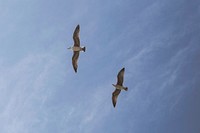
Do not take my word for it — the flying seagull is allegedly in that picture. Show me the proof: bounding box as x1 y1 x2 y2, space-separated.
68 25 86 73
112 68 128 108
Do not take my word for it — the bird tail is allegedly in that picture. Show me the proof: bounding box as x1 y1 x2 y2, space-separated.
124 87 128 91
82 47 86 52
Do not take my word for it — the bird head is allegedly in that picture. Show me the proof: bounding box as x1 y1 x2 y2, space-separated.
112 84 116 87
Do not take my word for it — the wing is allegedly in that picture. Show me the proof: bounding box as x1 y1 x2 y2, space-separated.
112 89 121 108
117 68 125 86
72 51 79 73
73 25 80 47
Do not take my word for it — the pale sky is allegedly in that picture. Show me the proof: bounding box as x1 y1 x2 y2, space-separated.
0 0 200 133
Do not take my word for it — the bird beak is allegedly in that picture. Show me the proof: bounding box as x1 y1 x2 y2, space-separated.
67 47 71 49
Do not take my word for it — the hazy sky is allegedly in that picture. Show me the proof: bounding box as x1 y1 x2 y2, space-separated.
0 0 200 133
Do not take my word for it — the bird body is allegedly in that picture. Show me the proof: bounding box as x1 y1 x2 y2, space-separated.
68 46 85 52
112 84 128 91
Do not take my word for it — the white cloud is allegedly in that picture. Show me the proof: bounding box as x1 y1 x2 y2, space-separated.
0 53 62 133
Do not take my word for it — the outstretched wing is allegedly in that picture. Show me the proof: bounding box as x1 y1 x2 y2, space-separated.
72 51 79 73
117 68 125 86
112 89 121 108
73 25 80 47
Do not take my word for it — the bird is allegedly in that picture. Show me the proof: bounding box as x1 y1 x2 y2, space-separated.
68 25 86 73
112 68 128 108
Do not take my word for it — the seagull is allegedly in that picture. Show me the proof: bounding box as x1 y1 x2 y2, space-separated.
68 25 86 73
112 68 128 108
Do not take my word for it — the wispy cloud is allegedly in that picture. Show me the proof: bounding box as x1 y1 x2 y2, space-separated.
0 53 64 133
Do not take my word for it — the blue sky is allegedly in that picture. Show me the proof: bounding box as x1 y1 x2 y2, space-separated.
0 0 200 133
